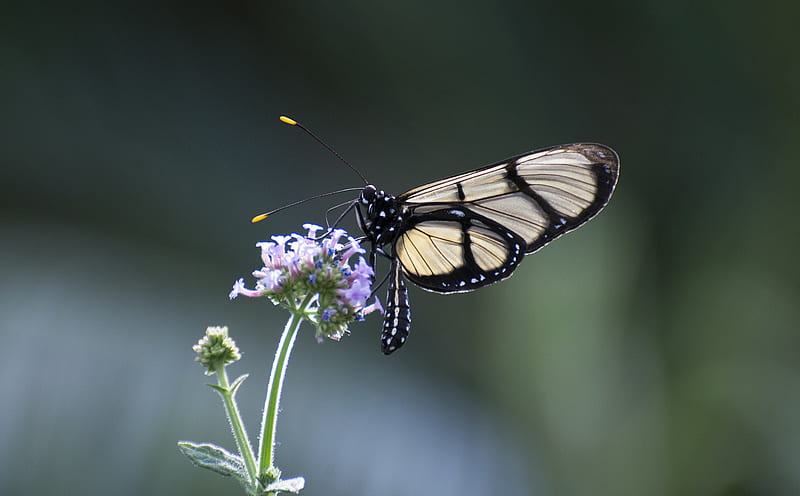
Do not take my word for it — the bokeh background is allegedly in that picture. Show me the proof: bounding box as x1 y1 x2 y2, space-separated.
2 2 798 495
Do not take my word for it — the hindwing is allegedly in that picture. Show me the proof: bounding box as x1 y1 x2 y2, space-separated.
394 207 525 293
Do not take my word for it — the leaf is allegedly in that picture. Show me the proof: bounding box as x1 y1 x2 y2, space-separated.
177 441 252 489
206 383 229 394
264 476 305 494
230 374 249 395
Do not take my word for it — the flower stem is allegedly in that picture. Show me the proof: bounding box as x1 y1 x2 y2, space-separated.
216 364 258 484
258 295 312 474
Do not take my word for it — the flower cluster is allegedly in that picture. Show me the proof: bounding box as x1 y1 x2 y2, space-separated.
193 326 241 374
229 224 383 341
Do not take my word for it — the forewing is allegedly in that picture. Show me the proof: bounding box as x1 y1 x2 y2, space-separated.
398 143 619 254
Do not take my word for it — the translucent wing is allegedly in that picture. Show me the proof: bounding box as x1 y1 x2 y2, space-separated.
394 208 526 293
395 143 619 293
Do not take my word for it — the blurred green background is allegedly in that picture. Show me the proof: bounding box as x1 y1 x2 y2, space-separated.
2 2 798 495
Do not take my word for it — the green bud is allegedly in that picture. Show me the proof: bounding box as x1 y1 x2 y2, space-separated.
193 326 241 374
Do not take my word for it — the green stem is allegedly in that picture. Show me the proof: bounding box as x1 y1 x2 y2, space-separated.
258 295 313 475
216 364 258 484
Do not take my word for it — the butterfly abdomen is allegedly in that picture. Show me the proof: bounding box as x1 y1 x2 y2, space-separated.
381 259 411 355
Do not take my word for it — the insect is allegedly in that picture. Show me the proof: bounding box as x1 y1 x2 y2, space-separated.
261 117 620 355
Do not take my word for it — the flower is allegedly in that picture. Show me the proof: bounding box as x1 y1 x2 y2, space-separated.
193 326 241 374
229 224 384 341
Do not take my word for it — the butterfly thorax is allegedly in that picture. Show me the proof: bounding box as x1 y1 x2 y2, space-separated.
357 185 407 248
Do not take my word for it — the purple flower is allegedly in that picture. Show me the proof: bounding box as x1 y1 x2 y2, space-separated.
349 256 374 281
339 237 366 264
302 223 324 239
229 225 384 342
229 278 265 299
321 229 346 256
338 277 371 308
357 296 384 321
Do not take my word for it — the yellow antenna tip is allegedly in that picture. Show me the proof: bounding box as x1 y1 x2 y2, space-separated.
251 213 269 223
279 116 297 126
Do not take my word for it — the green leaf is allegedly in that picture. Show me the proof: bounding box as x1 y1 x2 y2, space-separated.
230 373 249 395
177 441 252 489
264 476 305 494
206 383 229 394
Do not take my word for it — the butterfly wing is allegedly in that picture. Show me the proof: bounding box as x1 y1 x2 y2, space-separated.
394 143 619 293
392 207 527 293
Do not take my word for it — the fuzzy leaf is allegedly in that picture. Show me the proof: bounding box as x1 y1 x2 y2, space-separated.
230 374 249 395
206 383 229 394
264 476 305 494
177 441 251 488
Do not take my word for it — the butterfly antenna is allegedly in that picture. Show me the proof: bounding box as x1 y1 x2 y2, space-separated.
251 187 363 223
280 115 369 185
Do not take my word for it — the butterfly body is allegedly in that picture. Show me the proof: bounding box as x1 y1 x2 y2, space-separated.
354 186 413 353
355 143 619 355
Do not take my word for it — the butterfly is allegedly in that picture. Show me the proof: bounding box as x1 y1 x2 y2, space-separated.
353 142 620 354
265 117 619 355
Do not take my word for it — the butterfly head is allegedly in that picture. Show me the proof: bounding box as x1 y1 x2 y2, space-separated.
359 184 379 205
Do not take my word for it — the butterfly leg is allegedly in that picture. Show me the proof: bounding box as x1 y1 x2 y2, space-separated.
314 200 358 240
381 258 411 355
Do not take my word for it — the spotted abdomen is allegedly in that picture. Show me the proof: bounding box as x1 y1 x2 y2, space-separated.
381 259 411 355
